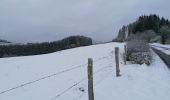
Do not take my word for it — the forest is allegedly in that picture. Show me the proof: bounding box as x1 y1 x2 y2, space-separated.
0 36 92 58
114 14 170 44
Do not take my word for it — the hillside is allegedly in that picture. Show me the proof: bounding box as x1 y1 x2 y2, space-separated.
0 43 170 100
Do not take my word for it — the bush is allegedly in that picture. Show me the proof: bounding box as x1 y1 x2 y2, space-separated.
128 52 152 65
126 39 152 65
126 30 157 42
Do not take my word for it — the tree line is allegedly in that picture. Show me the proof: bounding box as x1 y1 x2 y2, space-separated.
0 39 11 43
114 14 170 44
132 14 170 33
0 36 92 58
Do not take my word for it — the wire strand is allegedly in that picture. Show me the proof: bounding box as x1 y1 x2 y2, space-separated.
51 65 112 100
73 70 113 100
0 56 110 95
0 63 87 95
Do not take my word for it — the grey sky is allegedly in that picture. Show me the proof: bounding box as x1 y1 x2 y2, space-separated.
0 0 170 43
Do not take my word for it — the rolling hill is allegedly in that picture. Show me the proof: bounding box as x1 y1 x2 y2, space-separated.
0 42 170 100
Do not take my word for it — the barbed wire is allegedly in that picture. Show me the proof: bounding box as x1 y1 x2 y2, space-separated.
0 63 86 95
73 70 113 100
0 56 110 95
50 65 112 100
73 91 87 100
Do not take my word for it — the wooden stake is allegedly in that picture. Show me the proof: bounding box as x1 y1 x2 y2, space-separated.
88 58 94 100
124 45 127 65
115 47 120 77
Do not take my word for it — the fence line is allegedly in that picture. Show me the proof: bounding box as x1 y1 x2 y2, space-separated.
0 63 86 95
0 56 110 95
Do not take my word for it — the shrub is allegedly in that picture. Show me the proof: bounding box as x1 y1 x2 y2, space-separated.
126 39 152 65
126 30 157 42
128 52 152 65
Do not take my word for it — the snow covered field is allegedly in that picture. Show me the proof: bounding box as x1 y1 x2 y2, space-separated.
0 42 170 100
151 43 170 55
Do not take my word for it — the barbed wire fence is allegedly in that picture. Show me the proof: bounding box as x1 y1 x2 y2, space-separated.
72 68 113 100
0 46 122 100
0 55 110 95
0 47 122 100
50 64 112 100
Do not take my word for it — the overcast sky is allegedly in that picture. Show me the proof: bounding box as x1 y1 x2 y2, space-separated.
0 0 170 43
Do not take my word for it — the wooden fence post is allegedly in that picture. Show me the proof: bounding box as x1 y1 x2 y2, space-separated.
115 47 120 77
88 58 94 100
124 45 127 65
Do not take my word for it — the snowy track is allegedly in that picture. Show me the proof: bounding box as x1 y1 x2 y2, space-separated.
151 43 170 55
152 47 170 70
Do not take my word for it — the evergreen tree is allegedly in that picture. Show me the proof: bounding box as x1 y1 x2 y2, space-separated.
160 26 170 44
115 14 170 44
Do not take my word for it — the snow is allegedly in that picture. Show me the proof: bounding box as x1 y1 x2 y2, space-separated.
151 43 170 55
0 42 11 45
0 42 170 100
